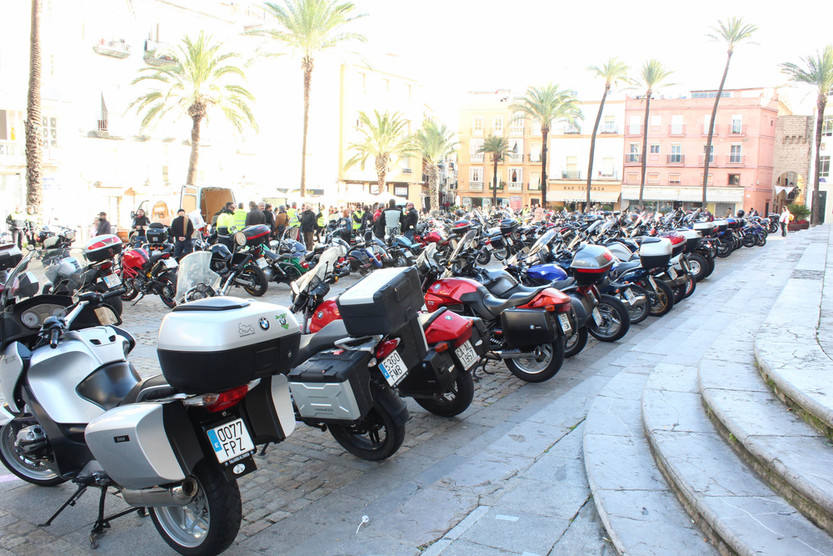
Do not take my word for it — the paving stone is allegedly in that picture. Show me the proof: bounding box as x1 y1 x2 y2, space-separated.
458 508 571 555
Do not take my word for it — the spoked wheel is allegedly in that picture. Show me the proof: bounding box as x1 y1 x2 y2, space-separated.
564 327 588 358
504 340 565 382
413 372 475 417
150 460 241 556
646 279 674 317
329 388 405 461
588 294 630 342
120 277 139 301
623 285 649 324
0 417 65 486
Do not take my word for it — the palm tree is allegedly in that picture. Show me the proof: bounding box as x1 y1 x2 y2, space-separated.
701 17 757 206
25 0 42 214
586 58 629 210
130 33 256 186
781 46 833 226
251 0 365 197
511 85 581 207
636 60 673 205
478 135 510 208
344 110 413 195
415 120 457 213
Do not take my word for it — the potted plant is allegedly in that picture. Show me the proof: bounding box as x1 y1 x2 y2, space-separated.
787 203 811 231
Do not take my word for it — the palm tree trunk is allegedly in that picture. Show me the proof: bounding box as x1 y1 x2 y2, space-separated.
377 168 387 195
492 155 498 207
429 165 439 213
703 51 732 206
186 113 202 186
811 94 827 225
25 0 42 213
541 127 549 208
638 91 652 206
586 83 609 211
300 56 313 198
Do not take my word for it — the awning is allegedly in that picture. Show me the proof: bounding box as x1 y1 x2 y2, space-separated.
549 190 621 203
621 185 744 203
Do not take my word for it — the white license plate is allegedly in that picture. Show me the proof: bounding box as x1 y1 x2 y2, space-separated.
101 273 121 288
558 313 572 334
668 267 677 279
206 418 254 464
256 257 268 269
592 307 604 326
163 258 178 269
623 288 636 302
454 341 478 370
379 350 409 386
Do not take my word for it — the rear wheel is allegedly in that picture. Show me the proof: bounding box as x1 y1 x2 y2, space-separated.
646 279 674 317
623 285 649 324
504 339 564 382
413 371 474 417
687 252 709 282
476 249 491 265
329 387 405 461
240 265 268 296
150 460 241 556
564 327 588 358
588 294 630 342
0 417 65 486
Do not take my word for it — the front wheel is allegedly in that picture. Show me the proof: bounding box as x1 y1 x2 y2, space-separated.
150 460 241 556
588 294 631 342
158 271 177 309
504 339 565 382
329 387 406 461
476 248 491 266
413 371 475 417
646 279 674 317
623 285 649 324
564 327 588 358
120 277 139 301
239 265 268 297
0 417 65 486
686 252 709 282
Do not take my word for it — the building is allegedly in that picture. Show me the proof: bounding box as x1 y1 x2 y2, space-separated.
622 88 785 215
456 91 623 210
810 93 833 223
772 115 812 212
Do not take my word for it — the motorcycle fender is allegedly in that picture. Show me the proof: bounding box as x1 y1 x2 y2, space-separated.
371 383 409 427
568 294 592 328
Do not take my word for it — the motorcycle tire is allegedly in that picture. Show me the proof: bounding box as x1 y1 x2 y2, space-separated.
158 271 177 309
492 247 507 261
686 252 709 282
647 279 674 317
150 459 241 556
275 262 302 285
682 275 696 299
716 241 732 259
0 417 66 486
240 265 268 297
329 387 405 461
413 371 475 417
504 339 565 382
120 278 139 301
564 327 588 358
588 294 631 342
757 234 767 247
742 234 756 248
624 285 650 324
704 255 716 278
476 249 491 266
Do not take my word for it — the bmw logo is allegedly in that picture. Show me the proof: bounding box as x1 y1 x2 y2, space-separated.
259 317 270 330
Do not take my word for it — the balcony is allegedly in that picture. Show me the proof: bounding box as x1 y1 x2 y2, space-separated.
529 182 541 191
624 154 642 165
698 155 716 165
472 128 483 137
470 152 484 162
701 126 719 137
528 153 542 163
726 155 745 166
563 127 581 135
507 152 523 162
668 124 686 136
0 140 23 162
507 181 524 192
666 154 685 165
727 124 745 137
469 181 483 192
510 126 525 137
93 38 131 59
561 170 582 180
600 127 619 134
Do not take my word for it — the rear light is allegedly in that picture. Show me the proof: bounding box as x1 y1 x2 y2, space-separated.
185 384 249 413
554 301 572 313
452 324 473 347
301 261 309 269
375 338 400 360
435 342 450 353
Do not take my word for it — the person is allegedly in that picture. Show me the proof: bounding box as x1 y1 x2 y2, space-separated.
170 209 194 259
216 203 235 234
263 203 275 235
383 199 402 238
275 205 288 238
533 204 544 223
96 212 111 235
246 201 266 226
780 206 791 237
316 206 326 242
336 208 353 242
372 206 385 239
300 204 316 251
402 202 418 241
287 202 300 241
6 207 26 248
351 205 365 235
131 208 150 237
232 203 247 231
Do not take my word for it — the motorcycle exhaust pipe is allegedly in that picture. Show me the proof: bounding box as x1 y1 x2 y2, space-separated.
493 349 529 360
121 478 199 507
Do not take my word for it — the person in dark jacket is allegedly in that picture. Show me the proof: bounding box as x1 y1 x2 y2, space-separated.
262 203 275 235
300 204 317 250
245 201 266 226
383 199 402 238
171 209 195 258
402 202 418 241
95 212 111 236
275 206 288 238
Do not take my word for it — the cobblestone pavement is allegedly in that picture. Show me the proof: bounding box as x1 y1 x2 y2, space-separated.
0 237 795 555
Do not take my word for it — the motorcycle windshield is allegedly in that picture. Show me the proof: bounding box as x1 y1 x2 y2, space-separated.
292 243 346 294
525 229 556 260
1 249 68 305
175 252 221 302
447 230 477 266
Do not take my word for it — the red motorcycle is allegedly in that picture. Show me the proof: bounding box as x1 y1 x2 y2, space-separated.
119 243 178 308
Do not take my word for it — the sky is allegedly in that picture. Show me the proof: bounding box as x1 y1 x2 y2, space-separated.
345 0 833 125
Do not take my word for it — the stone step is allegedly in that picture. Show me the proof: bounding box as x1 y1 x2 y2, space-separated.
699 352 833 536
643 364 833 556
583 367 715 555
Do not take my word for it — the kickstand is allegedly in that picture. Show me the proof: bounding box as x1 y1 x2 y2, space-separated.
131 293 145 306
471 360 494 382
39 483 88 527
89 486 141 549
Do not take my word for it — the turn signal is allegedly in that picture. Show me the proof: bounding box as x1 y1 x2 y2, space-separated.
435 342 450 353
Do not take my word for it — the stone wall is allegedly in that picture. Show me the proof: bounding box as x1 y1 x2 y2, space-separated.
772 115 812 208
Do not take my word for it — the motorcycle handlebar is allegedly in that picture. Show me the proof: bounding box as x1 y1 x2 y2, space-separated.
49 328 61 349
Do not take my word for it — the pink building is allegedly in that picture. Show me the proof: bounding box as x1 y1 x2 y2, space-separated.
622 88 784 215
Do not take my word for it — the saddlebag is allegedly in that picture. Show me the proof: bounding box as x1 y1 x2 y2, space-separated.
337 267 424 337
500 308 559 348
239 375 296 444
398 348 456 397
288 349 374 423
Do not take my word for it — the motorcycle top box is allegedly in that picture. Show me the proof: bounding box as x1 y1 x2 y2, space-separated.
157 297 301 393
84 234 123 263
337 267 424 337
713 219 729 232
663 233 686 256
0 244 23 270
678 229 702 252
639 238 672 269
693 222 716 234
243 224 271 247
146 223 168 244
569 244 615 285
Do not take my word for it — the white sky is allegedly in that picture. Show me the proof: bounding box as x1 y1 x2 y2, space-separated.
348 0 833 124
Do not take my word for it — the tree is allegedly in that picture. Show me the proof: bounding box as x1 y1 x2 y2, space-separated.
415 120 457 213
781 45 833 226
25 0 42 214
586 58 629 210
511 85 581 207
344 110 413 195
701 17 757 206
251 0 365 197
478 135 510 208
130 33 256 186
635 60 673 205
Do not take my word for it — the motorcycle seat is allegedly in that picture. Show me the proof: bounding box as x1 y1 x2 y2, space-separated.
294 319 350 366
549 277 576 290
417 307 448 331
611 260 641 277
462 285 548 319
120 374 177 406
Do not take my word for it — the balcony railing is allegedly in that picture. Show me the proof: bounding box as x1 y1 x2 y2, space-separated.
507 152 523 162
470 152 484 162
728 124 745 136
529 182 541 191
472 128 483 137
469 181 483 192
625 154 642 164
600 127 619 134
666 154 685 165
726 155 745 166
701 126 719 137
626 126 642 136
510 126 524 137
563 127 581 135
528 153 541 162
561 170 582 180
507 182 524 191
698 155 715 165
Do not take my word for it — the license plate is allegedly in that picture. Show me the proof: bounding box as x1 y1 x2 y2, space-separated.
206 418 254 464
101 273 121 288
163 258 178 269
454 341 478 370
623 288 636 302
256 257 268 269
558 313 572 334
592 307 604 326
667 267 677 279
379 350 409 386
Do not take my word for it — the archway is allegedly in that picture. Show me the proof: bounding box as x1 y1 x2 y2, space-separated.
774 171 804 210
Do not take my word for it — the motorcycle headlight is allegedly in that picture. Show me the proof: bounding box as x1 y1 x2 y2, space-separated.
234 232 247 247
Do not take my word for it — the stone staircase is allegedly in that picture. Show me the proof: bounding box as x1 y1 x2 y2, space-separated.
584 226 833 555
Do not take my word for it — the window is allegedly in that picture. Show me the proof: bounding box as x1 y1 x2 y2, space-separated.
671 115 683 134
508 139 523 161
563 156 579 179
648 172 660 184
470 138 484 162
703 114 716 135
730 144 742 163
731 114 743 134
564 120 580 134
650 144 660 154
473 117 483 136
629 116 641 134
493 117 503 134
602 115 617 133
823 116 833 137
41 115 57 147
529 144 541 162
669 174 681 185
626 172 639 184
669 144 682 163
651 115 661 127
627 143 640 162
599 157 616 178
0 110 7 140
511 113 524 129
701 173 713 185
728 174 740 185
530 173 541 190
821 156 831 179
469 167 484 189
704 144 714 163
508 167 523 191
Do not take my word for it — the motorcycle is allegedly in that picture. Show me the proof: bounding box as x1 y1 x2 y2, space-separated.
119 241 179 308
206 234 269 297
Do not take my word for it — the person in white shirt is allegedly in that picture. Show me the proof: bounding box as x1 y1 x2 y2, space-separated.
779 207 791 237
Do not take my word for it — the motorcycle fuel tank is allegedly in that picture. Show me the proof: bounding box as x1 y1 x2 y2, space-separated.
424 277 481 312
526 264 568 283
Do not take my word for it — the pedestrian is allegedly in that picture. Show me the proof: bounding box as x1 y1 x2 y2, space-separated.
245 201 265 226
6 206 26 249
131 208 150 239
383 199 402 238
263 203 275 235
96 212 111 235
337 208 353 242
780 206 790 237
215 203 235 234
300 204 316 251
402 202 418 241
170 208 194 258
533 204 544 223
315 205 326 242
232 203 247 231
275 205 288 238
287 202 300 241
